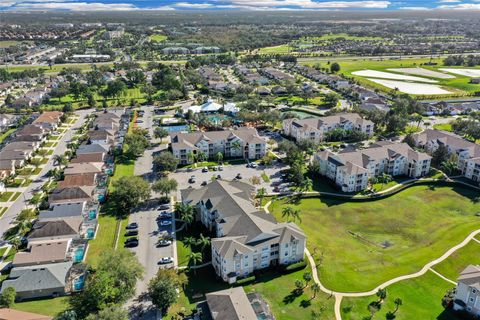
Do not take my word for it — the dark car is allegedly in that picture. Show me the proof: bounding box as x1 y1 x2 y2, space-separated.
158 204 170 210
216 175 221 179
201 181 208 186
236 173 242 179
125 230 138 237
126 223 138 229
124 240 138 248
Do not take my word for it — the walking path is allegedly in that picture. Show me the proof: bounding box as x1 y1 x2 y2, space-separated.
305 228 480 320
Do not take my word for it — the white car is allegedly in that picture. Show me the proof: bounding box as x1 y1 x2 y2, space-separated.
160 220 172 226
159 257 173 264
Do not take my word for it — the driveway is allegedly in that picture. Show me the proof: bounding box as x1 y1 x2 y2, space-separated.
0 110 89 237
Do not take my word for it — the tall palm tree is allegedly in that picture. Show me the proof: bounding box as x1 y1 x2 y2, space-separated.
256 187 267 206
441 160 457 176
197 151 207 163
184 236 196 249
377 173 393 191
10 237 22 252
376 288 387 303
53 155 68 168
175 203 195 230
186 151 196 165
216 152 223 164
282 206 302 223
311 283 321 299
299 177 313 194
196 234 210 252
189 252 203 274
394 298 403 313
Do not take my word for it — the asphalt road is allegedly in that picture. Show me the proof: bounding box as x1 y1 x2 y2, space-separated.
0 110 89 237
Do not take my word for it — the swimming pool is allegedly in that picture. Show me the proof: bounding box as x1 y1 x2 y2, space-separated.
98 194 105 203
86 228 95 239
88 210 96 220
74 248 85 263
73 275 85 291
160 125 189 133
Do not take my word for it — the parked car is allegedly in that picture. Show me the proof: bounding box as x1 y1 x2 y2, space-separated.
218 166 223 171
250 163 258 168
189 175 196 183
236 173 242 180
202 167 208 173
159 212 172 219
212 166 218 171
126 222 138 229
124 237 139 248
217 175 221 179
160 220 172 226
201 181 208 186
125 230 138 237
157 239 172 247
158 204 170 210
158 257 173 264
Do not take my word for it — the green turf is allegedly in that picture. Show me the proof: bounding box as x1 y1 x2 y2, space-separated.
432 240 480 281
0 192 13 202
341 271 460 320
13 296 70 317
267 185 480 292
150 34 167 42
11 192 21 201
0 128 16 144
433 123 453 132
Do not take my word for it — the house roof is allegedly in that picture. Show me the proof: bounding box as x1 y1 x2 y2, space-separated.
39 203 84 220
413 129 480 158
71 153 104 163
33 111 62 124
57 173 96 188
285 113 374 132
0 150 29 161
2 142 37 152
206 287 257 320
12 240 70 267
1 261 72 294
0 160 15 171
76 143 109 155
48 186 93 203
64 163 103 175
16 124 44 136
458 265 480 290
0 308 52 320
28 219 81 240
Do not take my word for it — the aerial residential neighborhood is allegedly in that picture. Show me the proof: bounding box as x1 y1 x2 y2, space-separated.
0 7 479 320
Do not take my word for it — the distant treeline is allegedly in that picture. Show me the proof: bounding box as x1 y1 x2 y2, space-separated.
443 55 480 67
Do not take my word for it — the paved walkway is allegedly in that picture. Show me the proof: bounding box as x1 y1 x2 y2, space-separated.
305 228 480 320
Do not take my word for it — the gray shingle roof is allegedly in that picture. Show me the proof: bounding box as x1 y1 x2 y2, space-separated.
39 203 84 220
206 287 257 320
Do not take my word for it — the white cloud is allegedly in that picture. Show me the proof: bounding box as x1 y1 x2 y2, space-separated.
172 2 213 8
12 1 139 10
399 6 430 9
437 0 461 2
211 0 390 9
438 2 480 8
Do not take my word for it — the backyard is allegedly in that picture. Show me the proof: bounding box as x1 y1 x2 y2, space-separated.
267 184 480 292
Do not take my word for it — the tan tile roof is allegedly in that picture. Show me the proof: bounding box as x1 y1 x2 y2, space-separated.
13 240 70 267
57 174 96 188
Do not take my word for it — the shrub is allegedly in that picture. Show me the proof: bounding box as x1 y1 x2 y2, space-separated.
236 275 256 285
283 261 308 273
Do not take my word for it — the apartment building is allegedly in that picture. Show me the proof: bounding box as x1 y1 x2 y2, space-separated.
314 141 431 192
181 180 305 284
413 129 480 183
170 128 267 165
454 265 480 316
283 113 374 143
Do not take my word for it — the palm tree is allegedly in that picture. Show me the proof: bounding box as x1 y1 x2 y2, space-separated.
231 140 242 157
282 206 301 223
303 272 312 288
175 203 195 230
10 237 22 251
196 233 210 252
189 252 203 274
17 220 31 236
256 187 267 206
216 152 223 164
299 177 313 194
184 236 196 249
154 127 169 143
394 298 403 313
376 288 387 303
197 151 207 163
377 173 393 191
441 160 457 176
311 283 321 299
53 155 68 168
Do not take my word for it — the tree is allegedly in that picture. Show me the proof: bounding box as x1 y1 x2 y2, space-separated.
153 152 178 173
102 80 126 100
85 306 128 320
188 252 203 274
125 129 150 158
183 236 196 249
30 157 42 169
154 127 169 143
441 160 457 175
394 297 403 313
141 84 157 103
70 250 143 318
311 283 321 299
282 206 301 223
432 144 450 168
62 103 74 114
324 93 339 108
148 269 186 314
330 62 341 73
112 176 151 214
376 288 387 303
152 178 178 198
53 154 68 168
376 173 393 190
175 203 194 230
294 280 304 294
0 287 16 307
303 272 312 288
256 187 267 206
55 310 78 320
186 150 196 164
10 237 21 252
196 233 210 252
216 152 223 164
299 177 313 194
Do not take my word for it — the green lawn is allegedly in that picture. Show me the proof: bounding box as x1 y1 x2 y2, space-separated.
433 123 453 132
432 240 480 281
257 44 294 54
150 34 167 42
166 264 335 320
267 185 480 292
43 142 55 148
11 192 22 201
13 296 70 317
86 214 120 268
341 271 459 320
0 128 16 144
0 192 13 202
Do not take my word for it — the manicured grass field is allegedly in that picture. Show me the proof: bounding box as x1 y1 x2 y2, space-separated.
267 185 480 292
86 214 120 268
13 296 70 317
303 57 480 97
0 41 21 48
149 34 167 42
432 240 480 281
341 271 460 320
11 192 22 201
433 123 453 132
166 264 335 320
257 44 295 54
0 128 16 144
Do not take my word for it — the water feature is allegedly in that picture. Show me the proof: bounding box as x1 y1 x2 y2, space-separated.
73 275 85 291
86 228 95 239
74 248 85 263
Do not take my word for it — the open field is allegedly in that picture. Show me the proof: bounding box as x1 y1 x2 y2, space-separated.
256 44 294 54
341 271 459 320
149 34 167 42
432 240 480 281
302 57 480 97
267 184 480 292
352 70 438 83
0 41 21 48
305 33 384 41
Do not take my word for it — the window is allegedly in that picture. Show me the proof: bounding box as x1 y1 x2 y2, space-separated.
473 289 477 294
470 297 474 302
285 252 288 256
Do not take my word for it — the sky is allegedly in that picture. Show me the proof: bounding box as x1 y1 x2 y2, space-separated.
1 0 480 11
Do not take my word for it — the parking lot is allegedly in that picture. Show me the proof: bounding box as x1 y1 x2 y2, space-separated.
171 161 290 197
